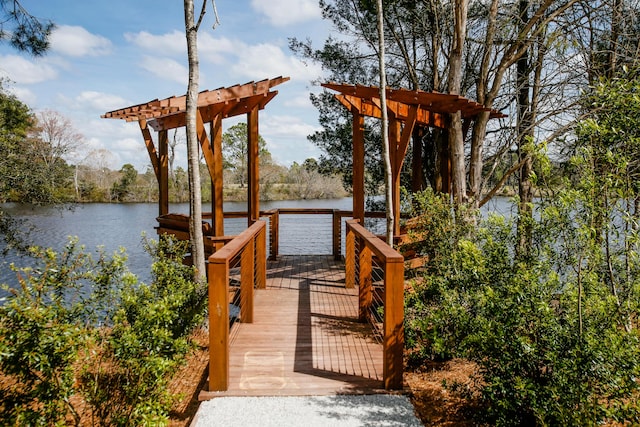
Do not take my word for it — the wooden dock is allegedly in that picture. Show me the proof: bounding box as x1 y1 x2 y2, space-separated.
199 255 385 399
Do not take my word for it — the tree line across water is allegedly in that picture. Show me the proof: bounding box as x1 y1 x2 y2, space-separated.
0 89 346 204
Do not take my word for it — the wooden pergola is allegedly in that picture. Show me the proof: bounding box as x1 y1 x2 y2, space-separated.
102 76 289 244
322 83 505 236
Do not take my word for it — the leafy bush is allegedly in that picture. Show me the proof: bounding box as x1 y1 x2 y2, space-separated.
403 188 477 362
81 236 206 426
0 238 129 426
0 235 207 426
404 189 640 426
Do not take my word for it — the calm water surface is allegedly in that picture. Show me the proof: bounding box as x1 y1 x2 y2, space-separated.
1 197 513 291
0 199 354 289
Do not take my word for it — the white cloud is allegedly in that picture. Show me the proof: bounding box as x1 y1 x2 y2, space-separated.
121 31 321 84
78 120 151 170
75 91 129 113
284 94 314 109
3 85 37 105
124 30 185 56
198 33 241 64
230 43 323 82
259 113 320 142
0 55 58 84
138 55 188 84
112 137 141 152
251 0 321 26
50 25 112 57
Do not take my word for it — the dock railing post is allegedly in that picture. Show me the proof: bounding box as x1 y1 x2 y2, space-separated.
256 225 266 289
269 209 279 260
333 209 342 260
208 257 230 392
358 245 372 322
345 223 356 288
383 257 404 390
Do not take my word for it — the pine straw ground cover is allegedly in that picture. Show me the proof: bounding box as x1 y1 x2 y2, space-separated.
167 337 632 427
3 328 628 425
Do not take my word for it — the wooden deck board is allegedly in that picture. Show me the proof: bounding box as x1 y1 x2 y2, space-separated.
200 255 385 399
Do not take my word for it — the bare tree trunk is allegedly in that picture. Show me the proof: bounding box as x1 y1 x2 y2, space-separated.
517 3 546 258
448 0 469 205
516 0 532 258
184 0 206 283
376 0 394 245
469 0 498 206
469 0 578 205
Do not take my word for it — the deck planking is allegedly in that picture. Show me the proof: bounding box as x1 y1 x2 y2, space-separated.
199 255 385 399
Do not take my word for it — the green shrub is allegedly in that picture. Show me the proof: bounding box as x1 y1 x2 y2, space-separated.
0 239 129 426
0 235 207 426
404 190 640 426
80 235 206 426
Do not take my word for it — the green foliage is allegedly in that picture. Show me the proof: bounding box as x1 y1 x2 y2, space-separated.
222 122 269 188
0 235 207 426
80 236 205 426
0 0 54 56
0 238 127 426
111 163 139 202
404 190 640 425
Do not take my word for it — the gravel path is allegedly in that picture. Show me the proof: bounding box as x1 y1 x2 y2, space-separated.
191 394 423 427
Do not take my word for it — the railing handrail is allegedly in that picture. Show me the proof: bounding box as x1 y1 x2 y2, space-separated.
207 219 267 392
208 220 265 264
159 208 402 260
345 218 404 391
345 219 403 263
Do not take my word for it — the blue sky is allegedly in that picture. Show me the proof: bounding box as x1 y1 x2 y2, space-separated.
0 0 330 171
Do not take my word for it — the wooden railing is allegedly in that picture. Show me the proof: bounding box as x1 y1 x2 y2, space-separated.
207 220 267 391
162 209 395 260
345 219 404 390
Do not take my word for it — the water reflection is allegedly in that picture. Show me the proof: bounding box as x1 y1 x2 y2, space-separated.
1 197 515 292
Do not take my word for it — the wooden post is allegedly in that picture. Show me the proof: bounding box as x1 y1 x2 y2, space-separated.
138 119 160 183
411 126 424 193
352 111 365 224
247 107 260 225
240 238 254 323
269 210 279 260
383 257 404 390
256 225 266 289
439 116 452 194
345 222 356 288
158 129 169 216
358 245 372 322
332 210 342 260
211 114 224 239
208 258 230 391
389 118 402 237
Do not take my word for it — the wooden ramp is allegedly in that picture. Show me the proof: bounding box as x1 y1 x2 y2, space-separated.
200 256 385 399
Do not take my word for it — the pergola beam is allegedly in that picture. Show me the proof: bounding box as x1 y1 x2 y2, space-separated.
138 119 160 180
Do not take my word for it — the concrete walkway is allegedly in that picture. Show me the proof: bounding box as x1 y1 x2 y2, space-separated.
191 394 423 427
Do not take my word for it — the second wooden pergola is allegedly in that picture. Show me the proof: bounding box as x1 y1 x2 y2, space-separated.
322 83 505 236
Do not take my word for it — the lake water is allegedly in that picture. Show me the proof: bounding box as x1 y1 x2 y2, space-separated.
0 199 355 289
0 197 514 291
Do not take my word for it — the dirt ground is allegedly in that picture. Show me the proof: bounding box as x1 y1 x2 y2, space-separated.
167 330 478 427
